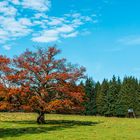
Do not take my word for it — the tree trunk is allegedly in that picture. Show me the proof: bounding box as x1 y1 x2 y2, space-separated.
37 112 46 124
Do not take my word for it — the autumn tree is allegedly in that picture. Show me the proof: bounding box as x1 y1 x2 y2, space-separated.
10 47 86 124
0 55 12 111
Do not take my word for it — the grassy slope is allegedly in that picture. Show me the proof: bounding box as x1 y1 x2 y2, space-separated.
0 113 140 140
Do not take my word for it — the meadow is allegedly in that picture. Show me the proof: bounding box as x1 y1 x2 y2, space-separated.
0 113 140 140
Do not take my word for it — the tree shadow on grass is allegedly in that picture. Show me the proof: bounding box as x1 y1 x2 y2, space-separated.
0 120 102 138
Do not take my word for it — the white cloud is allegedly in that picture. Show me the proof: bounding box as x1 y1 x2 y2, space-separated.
8 0 51 12
62 31 78 38
10 0 20 5
32 29 59 43
57 25 74 33
0 1 17 16
72 19 83 27
48 18 64 26
71 13 81 18
3 45 11 50
32 14 93 43
19 18 33 26
32 35 58 43
22 0 51 12
0 16 32 39
32 24 74 43
0 0 95 48
0 1 34 44
0 28 9 43
34 13 49 19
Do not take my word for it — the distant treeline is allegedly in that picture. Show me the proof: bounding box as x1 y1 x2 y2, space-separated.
82 76 140 117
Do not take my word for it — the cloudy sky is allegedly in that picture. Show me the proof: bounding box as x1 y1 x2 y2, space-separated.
0 0 140 81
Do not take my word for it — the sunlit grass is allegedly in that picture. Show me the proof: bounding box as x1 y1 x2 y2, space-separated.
0 113 140 140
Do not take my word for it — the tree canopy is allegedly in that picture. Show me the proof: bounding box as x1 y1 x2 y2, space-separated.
0 47 86 124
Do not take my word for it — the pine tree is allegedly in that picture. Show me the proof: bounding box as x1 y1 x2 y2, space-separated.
136 82 140 116
96 79 109 115
84 77 96 115
116 77 139 117
104 76 121 116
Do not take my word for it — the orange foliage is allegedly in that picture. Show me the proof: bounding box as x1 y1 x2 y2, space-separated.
0 47 86 114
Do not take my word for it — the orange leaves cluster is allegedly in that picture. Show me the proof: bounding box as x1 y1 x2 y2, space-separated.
20 105 32 112
46 99 74 113
0 102 10 111
29 96 47 112
0 56 11 73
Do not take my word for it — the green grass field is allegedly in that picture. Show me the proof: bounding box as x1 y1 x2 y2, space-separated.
0 113 140 140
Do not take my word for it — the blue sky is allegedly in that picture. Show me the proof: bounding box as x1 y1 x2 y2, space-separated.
0 0 140 81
